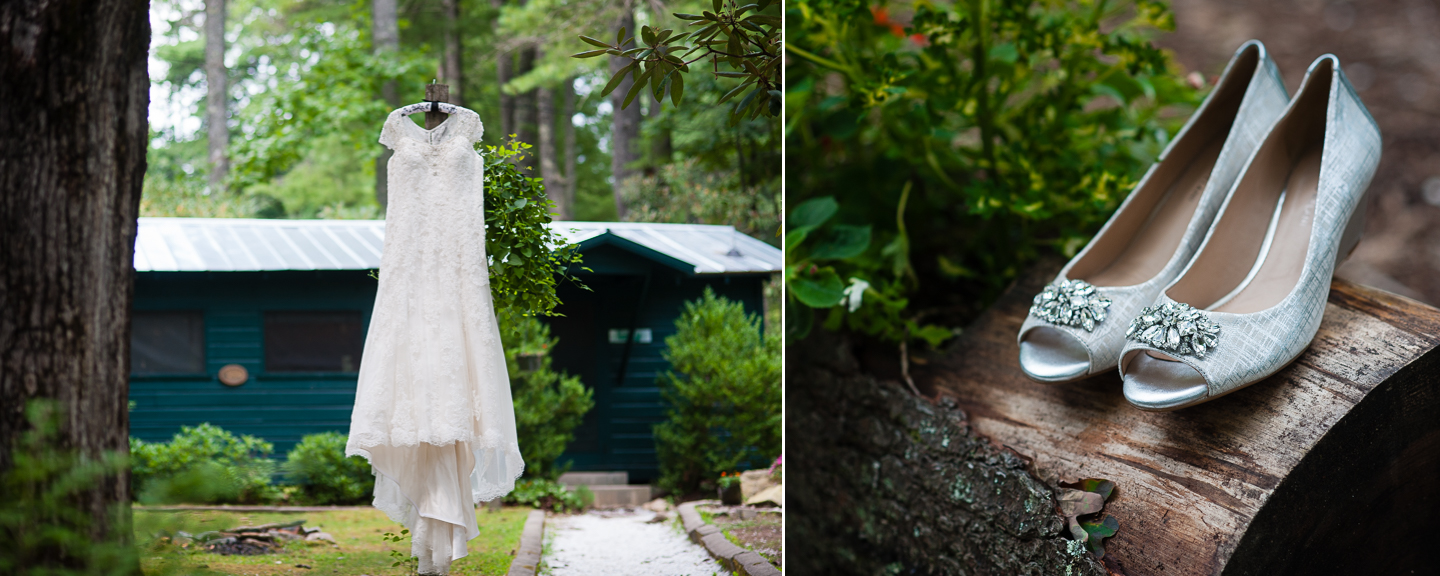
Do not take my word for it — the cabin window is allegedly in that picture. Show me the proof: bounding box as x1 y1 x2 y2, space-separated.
264 311 364 373
132 311 206 375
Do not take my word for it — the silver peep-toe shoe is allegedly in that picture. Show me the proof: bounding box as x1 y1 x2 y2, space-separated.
1119 54 1381 411
1017 40 1290 383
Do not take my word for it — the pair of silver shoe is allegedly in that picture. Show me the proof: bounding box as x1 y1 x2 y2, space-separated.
1016 40 1382 411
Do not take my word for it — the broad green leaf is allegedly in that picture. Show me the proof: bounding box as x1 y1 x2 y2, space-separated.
641 26 657 46
599 61 636 97
622 67 652 109
788 196 837 229
791 268 845 308
810 224 871 260
674 12 703 20
616 26 626 46
571 49 609 59
717 80 752 104
1080 515 1120 558
785 226 812 251
670 71 685 106
579 35 611 49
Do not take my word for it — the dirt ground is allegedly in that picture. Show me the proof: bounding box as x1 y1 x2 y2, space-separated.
1156 0 1440 305
699 506 783 568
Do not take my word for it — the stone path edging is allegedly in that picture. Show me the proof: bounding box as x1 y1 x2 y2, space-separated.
677 502 781 576
506 509 546 576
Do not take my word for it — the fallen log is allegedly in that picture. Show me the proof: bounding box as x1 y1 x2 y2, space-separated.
914 263 1440 575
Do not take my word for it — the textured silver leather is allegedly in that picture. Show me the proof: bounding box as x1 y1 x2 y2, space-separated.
1017 40 1290 381
1119 55 1382 404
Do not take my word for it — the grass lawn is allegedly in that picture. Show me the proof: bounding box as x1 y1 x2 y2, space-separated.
134 507 531 576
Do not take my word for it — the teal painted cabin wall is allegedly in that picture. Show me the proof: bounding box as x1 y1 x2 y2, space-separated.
129 244 769 484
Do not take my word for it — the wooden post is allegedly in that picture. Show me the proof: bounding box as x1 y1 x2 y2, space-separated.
425 83 450 130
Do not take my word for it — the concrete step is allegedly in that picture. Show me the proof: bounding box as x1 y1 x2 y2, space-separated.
558 471 628 487
579 484 653 508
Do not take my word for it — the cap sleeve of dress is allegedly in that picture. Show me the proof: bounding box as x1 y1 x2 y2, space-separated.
468 111 485 144
378 110 403 150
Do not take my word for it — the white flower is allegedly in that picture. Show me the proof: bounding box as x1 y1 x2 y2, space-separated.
842 278 870 313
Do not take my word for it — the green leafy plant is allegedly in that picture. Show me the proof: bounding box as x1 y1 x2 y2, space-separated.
281 432 375 505
500 311 595 480
572 0 781 120
479 139 589 317
129 424 279 504
381 529 419 573
620 158 780 242
503 478 592 512
653 287 781 495
786 0 1202 343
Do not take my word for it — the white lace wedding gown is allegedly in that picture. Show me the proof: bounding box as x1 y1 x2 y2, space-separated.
346 106 524 575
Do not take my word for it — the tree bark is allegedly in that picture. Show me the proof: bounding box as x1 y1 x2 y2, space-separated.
536 59 566 218
439 0 463 106
205 0 228 192
561 76 577 220
609 8 640 220
0 0 149 568
646 96 670 173
788 329 1107 576
492 0 512 139
514 44 538 174
373 0 399 209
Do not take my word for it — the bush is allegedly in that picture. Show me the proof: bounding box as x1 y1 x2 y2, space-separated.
129 424 278 505
502 478 592 512
620 159 781 243
785 0 1202 342
282 432 375 505
653 288 781 495
500 311 595 480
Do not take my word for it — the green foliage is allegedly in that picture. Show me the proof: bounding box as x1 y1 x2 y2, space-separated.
0 400 136 575
653 288 781 495
786 0 1202 343
281 432 375 505
380 529 418 572
500 311 595 480
573 0 781 121
620 158 779 242
129 424 278 505
481 140 589 318
502 478 591 512
1059 478 1120 558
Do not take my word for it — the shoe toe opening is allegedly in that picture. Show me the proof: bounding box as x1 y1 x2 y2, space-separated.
1018 327 1090 382
1122 350 1208 410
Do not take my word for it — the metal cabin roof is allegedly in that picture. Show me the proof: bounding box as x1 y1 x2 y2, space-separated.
133 217 780 275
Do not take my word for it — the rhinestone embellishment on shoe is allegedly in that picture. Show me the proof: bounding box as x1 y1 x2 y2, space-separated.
1030 279 1112 332
1126 302 1221 358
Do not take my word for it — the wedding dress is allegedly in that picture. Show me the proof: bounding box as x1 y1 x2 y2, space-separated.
346 105 524 575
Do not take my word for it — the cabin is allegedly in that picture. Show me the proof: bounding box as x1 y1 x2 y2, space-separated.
128 217 780 484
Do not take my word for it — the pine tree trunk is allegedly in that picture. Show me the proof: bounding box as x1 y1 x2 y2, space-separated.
492 0 512 140
439 0 463 106
205 0 228 192
514 44 538 173
373 0 399 209
536 58 566 218
0 0 149 569
647 97 671 173
561 77 577 220
609 9 640 220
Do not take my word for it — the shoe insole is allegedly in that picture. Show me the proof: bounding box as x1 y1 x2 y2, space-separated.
1088 135 1227 287
1210 144 1323 314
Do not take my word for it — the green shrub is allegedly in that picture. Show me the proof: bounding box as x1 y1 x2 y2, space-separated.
282 432 375 505
129 424 278 505
500 311 595 480
785 0 1202 342
502 478 591 512
653 288 781 495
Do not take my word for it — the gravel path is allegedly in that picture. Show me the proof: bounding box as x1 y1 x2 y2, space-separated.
545 509 724 576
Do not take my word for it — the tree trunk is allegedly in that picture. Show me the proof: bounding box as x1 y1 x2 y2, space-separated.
373 0 399 209
647 96 670 173
205 0 228 192
514 44 538 174
536 59 565 218
788 329 1107 576
492 0 512 140
0 0 149 569
561 76 577 220
609 8 640 220
439 0 463 106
